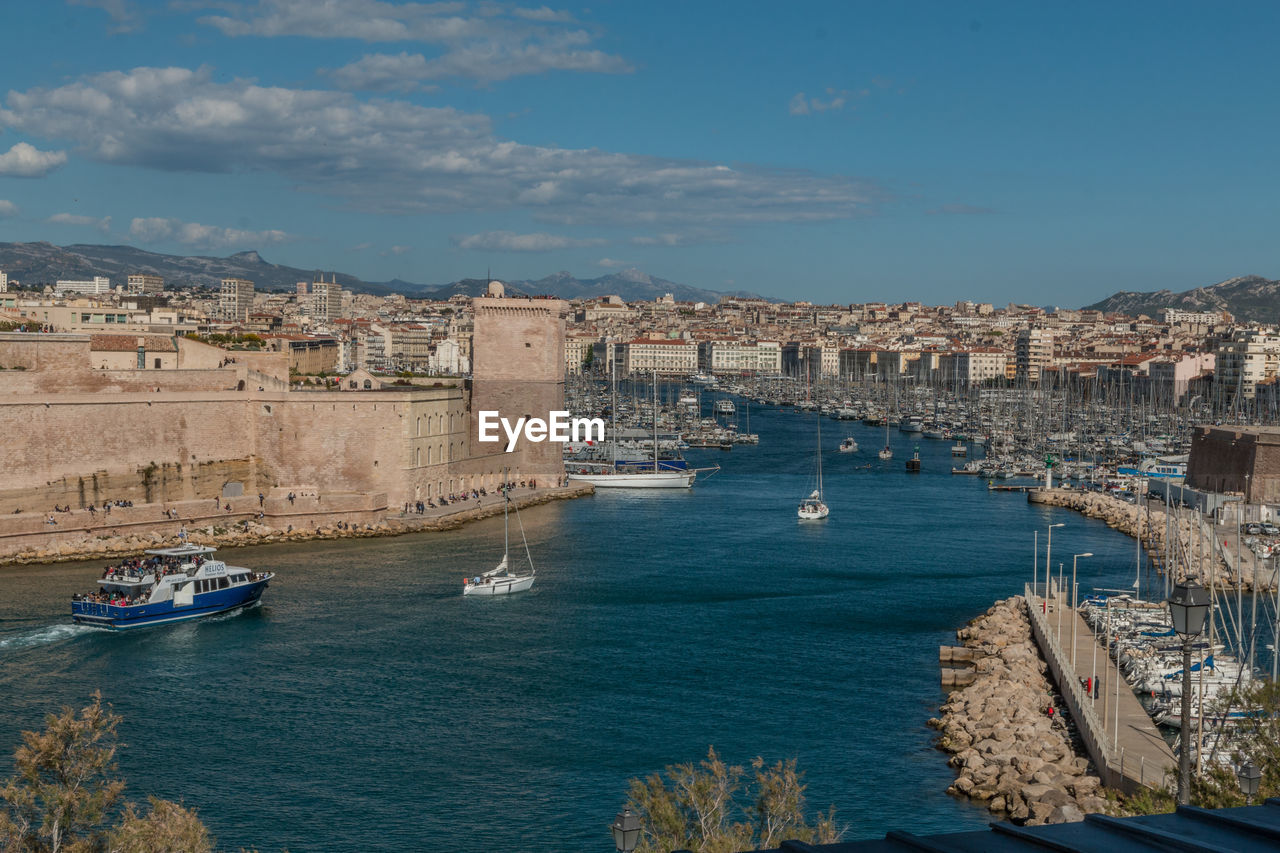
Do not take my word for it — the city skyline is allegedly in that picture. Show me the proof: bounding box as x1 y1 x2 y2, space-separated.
1 1 1278 305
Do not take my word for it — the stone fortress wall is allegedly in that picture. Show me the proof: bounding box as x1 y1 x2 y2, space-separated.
469 295 570 477
0 296 568 524
1186 425 1280 504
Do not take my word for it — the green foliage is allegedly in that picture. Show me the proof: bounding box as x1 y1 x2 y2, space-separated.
110 798 212 853
0 692 126 852
0 694 216 853
625 747 841 853
192 333 263 351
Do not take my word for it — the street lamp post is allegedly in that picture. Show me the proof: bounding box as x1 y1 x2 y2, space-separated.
1071 553 1093 668
1237 761 1262 806
611 806 641 853
1168 581 1211 806
1046 523 1065 614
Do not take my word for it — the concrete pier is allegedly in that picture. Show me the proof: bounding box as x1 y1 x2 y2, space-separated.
1025 583 1176 794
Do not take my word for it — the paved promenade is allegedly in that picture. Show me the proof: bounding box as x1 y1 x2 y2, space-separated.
1027 584 1176 792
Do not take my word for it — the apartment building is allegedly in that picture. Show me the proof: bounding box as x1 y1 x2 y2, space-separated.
218 278 255 324
621 338 698 375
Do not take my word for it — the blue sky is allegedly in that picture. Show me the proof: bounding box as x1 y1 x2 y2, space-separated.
1 1 1278 305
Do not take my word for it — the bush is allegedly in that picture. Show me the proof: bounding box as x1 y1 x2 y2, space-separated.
625 747 841 853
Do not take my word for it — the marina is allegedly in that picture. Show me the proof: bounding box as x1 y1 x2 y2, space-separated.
0 406 1185 851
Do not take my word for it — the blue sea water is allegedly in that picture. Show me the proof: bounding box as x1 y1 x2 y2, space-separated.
0 407 1154 851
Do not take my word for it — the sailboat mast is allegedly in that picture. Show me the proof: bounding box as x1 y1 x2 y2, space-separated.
816 412 823 495
503 466 510 559
611 360 617 468
653 369 659 473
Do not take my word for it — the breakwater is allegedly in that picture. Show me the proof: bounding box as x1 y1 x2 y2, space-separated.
1029 488 1273 592
0 484 593 566
930 595 1109 825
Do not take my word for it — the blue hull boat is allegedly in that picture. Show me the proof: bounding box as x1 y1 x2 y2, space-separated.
71 545 274 631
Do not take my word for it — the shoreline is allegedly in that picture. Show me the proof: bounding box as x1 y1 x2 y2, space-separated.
0 483 594 567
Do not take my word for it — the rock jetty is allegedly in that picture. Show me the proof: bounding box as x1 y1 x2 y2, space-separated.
929 596 1109 825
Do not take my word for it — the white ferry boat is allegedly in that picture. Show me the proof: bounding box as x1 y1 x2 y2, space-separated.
71 545 273 630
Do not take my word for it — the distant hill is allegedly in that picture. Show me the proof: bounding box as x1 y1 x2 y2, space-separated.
1083 275 1280 324
0 241 767 304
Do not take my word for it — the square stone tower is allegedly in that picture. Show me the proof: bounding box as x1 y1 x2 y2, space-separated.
471 293 568 480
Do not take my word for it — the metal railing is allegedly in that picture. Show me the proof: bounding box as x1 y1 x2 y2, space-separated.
1024 583 1114 777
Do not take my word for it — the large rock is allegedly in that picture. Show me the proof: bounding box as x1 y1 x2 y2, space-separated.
1047 804 1085 824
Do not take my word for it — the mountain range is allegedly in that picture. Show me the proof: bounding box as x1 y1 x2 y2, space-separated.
1082 275 1280 324
0 241 765 305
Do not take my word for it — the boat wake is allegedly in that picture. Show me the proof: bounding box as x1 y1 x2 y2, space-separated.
0 623 99 651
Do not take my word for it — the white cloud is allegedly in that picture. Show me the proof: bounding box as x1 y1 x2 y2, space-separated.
129 216 290 249
1 66 880 225
926 204 995 215
630 231 731 247
206 0 630 85
596 257 631 268
789 87 869 116
389 244 411 254
454 231 605 251
67 0 146 33
48 213 112 233
0 142 68 177
0 200 17 218
350 241 373 251
329 40 630 88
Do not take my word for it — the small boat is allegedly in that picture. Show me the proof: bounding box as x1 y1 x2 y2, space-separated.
71 545 272 630
714 399 736 415
878 419 893 460
798 413 830 520
463 481 535 596
838 437 858 453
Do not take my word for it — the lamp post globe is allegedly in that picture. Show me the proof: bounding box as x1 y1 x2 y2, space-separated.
1168 582 1210 640
1168 581 1210 806
611 806 641 853
1237 761 1262 806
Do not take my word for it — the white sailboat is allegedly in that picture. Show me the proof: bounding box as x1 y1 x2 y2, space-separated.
798 413 830 520
878 418 893 460
567 369 703 488
463 477 535 595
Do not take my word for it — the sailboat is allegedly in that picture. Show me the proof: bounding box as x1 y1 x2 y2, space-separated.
798 413 830 520
567 369 702 488
463 476 535 595
878 418 893 460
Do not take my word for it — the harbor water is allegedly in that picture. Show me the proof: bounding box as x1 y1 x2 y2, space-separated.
0 406 1156 851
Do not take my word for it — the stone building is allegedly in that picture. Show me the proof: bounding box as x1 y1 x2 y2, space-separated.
0 293 567 513
1186 425 1280 504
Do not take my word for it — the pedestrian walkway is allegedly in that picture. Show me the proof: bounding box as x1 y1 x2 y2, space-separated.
1026 584 1176 793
